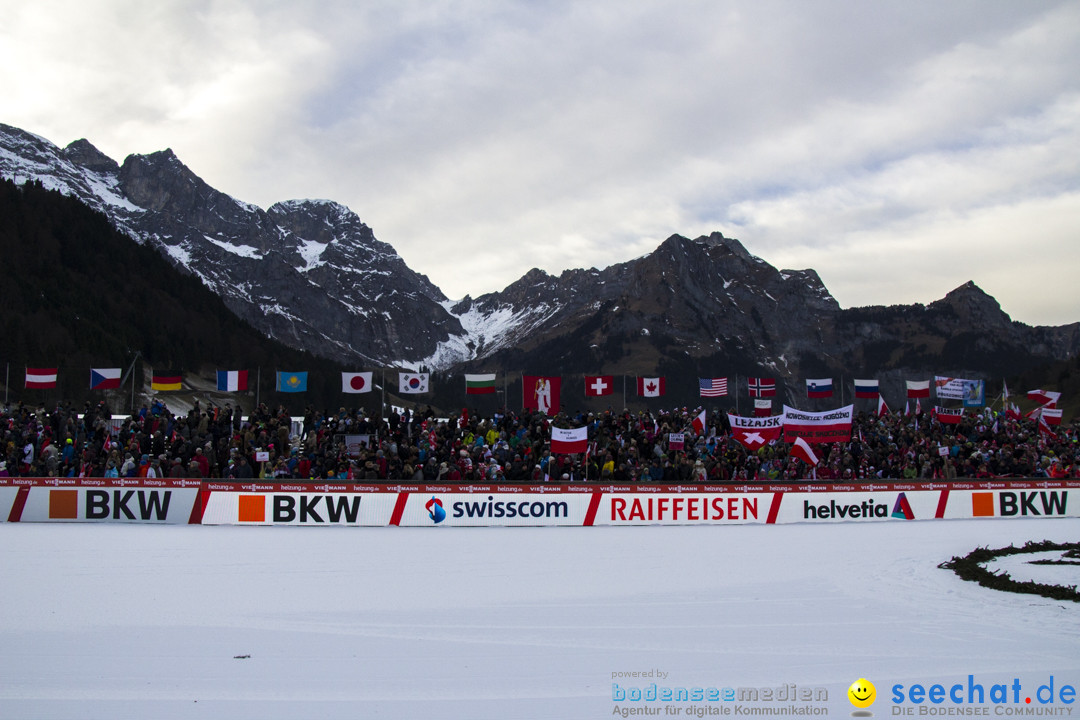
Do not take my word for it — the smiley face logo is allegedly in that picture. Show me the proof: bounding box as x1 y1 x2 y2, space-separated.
848 678 876 709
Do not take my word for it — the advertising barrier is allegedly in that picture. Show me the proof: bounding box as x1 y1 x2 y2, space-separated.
2 479 1077 526
8 478 202 524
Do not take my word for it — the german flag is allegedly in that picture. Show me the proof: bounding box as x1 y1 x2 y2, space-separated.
152 374 183 391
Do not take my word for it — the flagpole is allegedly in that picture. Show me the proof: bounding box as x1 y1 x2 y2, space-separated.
4 362 8 406
256 366 261 408
380 369 386 424
735 374 740 416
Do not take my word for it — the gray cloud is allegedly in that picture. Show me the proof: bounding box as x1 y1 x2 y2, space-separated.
2 0 1077 324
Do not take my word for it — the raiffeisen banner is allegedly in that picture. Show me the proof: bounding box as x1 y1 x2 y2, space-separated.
199 482 399 526
593 491 779 525
16 478 202 524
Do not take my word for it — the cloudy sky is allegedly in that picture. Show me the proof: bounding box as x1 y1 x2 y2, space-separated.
3 1 1078 325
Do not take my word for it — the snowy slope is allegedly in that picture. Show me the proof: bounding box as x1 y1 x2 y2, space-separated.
0 519 1077 719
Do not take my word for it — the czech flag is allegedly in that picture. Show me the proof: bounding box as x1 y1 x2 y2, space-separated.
90 368 122 390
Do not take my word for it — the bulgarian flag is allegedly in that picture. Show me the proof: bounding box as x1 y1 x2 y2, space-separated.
465 373 496 395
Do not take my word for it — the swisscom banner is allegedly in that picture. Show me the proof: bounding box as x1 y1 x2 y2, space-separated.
396 491 593 526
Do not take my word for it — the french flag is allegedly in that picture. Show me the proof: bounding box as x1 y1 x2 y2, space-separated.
217 370 249 392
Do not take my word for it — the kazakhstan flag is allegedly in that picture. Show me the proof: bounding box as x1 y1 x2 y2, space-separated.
276 371 308 393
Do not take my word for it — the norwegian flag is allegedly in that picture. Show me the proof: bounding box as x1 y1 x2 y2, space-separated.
747 377 776 397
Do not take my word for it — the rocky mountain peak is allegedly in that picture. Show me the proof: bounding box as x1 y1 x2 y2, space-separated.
61 139 119 174
930 280 1009 326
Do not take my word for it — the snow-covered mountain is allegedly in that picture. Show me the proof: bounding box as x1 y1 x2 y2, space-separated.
2 121 1077 396
0 123 461 365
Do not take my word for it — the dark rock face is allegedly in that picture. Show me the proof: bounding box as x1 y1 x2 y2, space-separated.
1 121 1077 395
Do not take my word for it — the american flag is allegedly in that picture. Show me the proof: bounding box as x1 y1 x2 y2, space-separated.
698 378 728 397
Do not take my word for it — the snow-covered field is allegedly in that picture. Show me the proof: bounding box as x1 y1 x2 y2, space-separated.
0 519 1077 719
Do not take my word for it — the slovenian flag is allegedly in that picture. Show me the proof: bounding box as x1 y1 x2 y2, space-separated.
854 379 879 399
217 370 249 392
90 368 122 390
806 378 833 398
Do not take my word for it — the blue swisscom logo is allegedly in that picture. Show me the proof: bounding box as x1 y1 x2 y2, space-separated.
426 496 446 524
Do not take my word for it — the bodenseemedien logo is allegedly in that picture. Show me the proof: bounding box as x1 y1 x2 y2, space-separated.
849 678 877 716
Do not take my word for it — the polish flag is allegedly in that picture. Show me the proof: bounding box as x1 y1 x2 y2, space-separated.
790 436 820 467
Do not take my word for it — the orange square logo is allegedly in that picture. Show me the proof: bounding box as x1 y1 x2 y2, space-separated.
49 490 79 519
971 492 995 517
238 494 265 523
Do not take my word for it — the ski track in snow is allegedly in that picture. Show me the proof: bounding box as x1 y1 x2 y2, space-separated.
0 519 1077 719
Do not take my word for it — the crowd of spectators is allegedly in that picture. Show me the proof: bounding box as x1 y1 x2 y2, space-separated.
1 398 1077 482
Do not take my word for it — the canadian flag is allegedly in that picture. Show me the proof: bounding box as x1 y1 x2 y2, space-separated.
637 377 665 397
790 436 820 467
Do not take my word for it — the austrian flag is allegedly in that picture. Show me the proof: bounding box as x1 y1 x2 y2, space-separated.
550 425 588 454
25 367 58 389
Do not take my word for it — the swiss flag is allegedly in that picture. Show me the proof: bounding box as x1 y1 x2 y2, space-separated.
585 375 613 397
637 377 665 397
